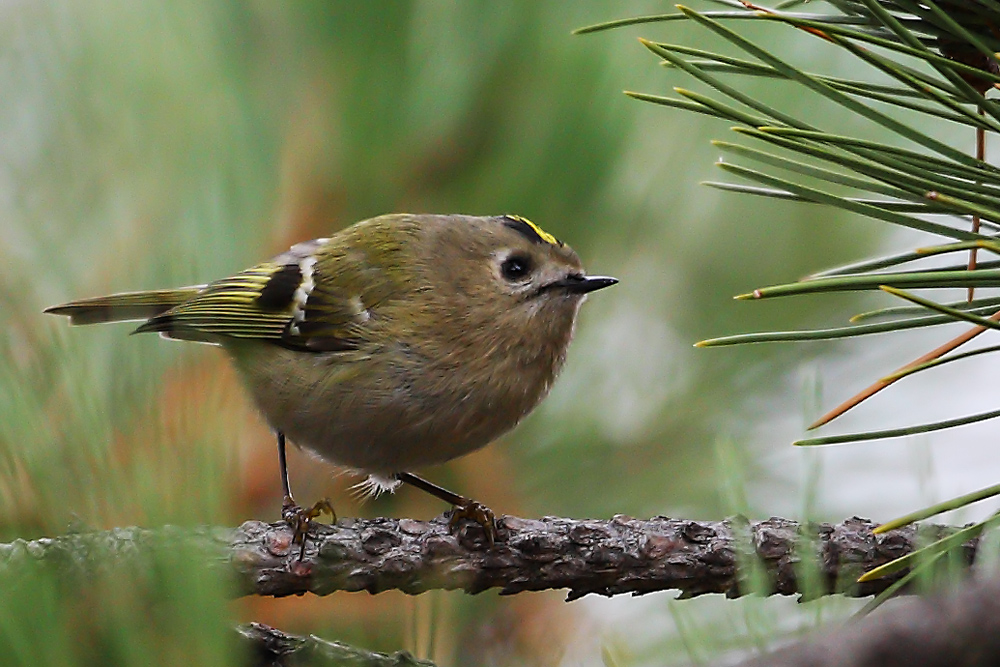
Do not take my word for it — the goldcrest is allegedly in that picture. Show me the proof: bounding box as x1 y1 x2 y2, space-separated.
46 213 616 536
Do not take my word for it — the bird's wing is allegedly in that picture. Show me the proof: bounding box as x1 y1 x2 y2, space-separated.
135 238 382 351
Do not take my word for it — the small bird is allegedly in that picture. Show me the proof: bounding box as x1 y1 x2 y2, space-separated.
46 213 616 542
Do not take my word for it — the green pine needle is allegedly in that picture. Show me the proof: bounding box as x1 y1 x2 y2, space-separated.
880 344 1000 382
875 482 1000 534
737 269 1000 300
794 407 1000 446
878 285 1000 331
857 513 1000 583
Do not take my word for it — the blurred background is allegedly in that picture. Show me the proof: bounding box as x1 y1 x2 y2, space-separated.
2 1 997 665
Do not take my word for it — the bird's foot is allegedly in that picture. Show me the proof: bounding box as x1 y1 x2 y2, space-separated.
393 472 499 548
282 496 336 559
448 499 497 547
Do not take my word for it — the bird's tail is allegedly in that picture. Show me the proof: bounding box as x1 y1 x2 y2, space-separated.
44 287 205 325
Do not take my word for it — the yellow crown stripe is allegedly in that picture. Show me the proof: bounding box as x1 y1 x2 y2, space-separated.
506 215 560 246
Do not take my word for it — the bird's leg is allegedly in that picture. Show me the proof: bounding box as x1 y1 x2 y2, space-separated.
277 431 335 558
395 471 497 546
278 430 294 505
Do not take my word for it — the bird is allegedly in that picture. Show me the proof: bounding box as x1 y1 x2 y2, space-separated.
45 213 617 545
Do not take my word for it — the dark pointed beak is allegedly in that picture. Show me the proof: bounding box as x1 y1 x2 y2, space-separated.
551 274 618 294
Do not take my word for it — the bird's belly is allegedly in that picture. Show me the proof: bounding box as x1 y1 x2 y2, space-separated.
227 341 547 475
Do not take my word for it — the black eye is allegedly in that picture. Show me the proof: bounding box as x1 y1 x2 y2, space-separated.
501 254 533 281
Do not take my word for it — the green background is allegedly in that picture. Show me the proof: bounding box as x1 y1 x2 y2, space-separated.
0 2 910 665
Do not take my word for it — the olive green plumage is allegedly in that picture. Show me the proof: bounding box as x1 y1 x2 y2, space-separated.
46 213 616 491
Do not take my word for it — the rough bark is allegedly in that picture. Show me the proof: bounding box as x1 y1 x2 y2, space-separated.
237 622 434 667
0 514 975 600
733 575 1000 667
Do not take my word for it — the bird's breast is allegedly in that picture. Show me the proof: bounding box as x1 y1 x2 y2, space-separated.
225 333 565 474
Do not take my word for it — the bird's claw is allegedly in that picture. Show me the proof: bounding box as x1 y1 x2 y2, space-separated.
448 500 497 547
282 496 336 559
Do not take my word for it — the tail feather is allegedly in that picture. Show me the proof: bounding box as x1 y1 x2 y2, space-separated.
44 287 205 325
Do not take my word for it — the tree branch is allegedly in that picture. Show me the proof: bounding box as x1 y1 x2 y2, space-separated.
732 575 1000 667
237 622 435 667
0 515 976 600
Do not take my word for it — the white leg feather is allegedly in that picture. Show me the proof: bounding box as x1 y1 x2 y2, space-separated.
350 473 401 500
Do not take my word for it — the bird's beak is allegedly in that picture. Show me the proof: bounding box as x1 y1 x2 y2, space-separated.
551 274 618 294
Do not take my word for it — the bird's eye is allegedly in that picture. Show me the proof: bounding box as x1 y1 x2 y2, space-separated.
500 254 533 282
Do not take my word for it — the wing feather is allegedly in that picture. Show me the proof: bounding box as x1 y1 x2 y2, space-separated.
133 237 401 352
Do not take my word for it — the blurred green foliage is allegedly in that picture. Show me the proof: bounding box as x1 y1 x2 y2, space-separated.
0 2 884 665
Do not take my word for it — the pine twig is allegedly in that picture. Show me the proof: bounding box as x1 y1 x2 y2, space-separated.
732 574 1000 667
0 515 979 601
237 622 434 667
